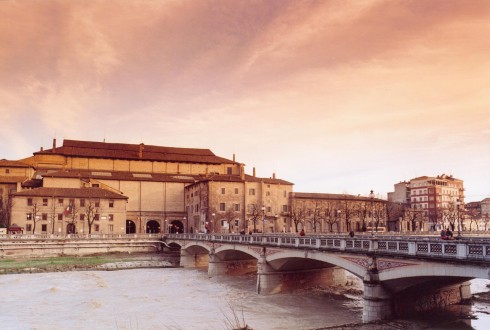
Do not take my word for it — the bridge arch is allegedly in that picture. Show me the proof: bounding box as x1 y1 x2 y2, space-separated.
265 250 366 279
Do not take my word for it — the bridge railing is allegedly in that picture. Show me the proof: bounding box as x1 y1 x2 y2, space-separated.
166 233 490 262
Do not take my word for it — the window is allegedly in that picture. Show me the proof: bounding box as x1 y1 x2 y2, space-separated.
26 213 32 220
41 224 47 232
69 199 75 206
58 213 63 221
221 188 226 194
108 224 113 232
266 191 270 196
109 200 114 208
249 189 255 196
195 204 199 212
58 199 64 206
95 214 100 221
95 224 100 232
282 205 288 212
5 169 10 174
234 204 240 211
27 198 33 206
219 203 226 211
235 188 239 194
267 206 271 213
109 214 114 221
80 214 85 221
227 167 232 175
42 198 48 206
26 224 32 232
80 199 85 207
42 213 47 220
92 184 100 188
283 191 287 198
95 200 100 207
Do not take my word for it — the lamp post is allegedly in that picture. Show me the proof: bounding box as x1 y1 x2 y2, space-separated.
212 213 215 233
369 190 375 236
337 209 341 233
261 206 265 235
456 199 462 237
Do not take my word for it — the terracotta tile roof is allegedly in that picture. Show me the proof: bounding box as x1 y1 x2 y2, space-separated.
12 187 128 199
0 176 29 184
34 139 236 164
0 159 32 168
41 170 201 183
186 173 293 185
292 192 384 202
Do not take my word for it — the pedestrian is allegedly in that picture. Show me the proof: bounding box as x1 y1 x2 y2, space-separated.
440 228 447 240
299 229 305 236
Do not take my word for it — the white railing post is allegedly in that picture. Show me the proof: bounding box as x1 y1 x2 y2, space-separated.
456 242 467 259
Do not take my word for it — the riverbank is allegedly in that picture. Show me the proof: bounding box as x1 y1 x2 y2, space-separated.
0 252 178 274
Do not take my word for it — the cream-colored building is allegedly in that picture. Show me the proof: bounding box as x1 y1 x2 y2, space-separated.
11 187 128 235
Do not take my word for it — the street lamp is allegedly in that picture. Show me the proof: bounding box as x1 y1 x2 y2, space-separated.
212 213 215 233
369 190 375 236
261 206 265 234
337 209 341 233
456 199 462 237
183 216 187 233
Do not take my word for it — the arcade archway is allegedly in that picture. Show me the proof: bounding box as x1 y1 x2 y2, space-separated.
126 220 136 234
169 220 184 233
146 220 160 233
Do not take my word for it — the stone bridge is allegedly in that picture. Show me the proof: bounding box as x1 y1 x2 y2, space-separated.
164 233 490 322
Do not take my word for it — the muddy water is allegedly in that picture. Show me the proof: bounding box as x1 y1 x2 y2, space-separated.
0 268 489 329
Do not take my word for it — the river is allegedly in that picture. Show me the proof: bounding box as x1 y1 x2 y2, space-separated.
0 268 490 329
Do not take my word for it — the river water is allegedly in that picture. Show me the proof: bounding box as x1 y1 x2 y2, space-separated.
0 268 490 330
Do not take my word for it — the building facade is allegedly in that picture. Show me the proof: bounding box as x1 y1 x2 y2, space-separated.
11 187 128 235
184 173 293 234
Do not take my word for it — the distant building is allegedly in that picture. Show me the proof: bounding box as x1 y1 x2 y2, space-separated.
289 192 387 233
389 174 465 231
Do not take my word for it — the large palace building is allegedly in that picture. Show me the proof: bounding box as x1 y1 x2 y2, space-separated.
0 139 293 235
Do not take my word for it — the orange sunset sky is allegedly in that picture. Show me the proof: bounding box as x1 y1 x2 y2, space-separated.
1 0 489 200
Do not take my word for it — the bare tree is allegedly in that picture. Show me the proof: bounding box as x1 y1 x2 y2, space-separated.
65 201 79 234
248 204 263 233
29 198 41 234
85 198 99 234
466 208 480 231
372 201 386 232
289 205 307 233
220 207 240 233
386 202 404 232
443 201 458 232
483 213 490 231
339 198 355 232
355 201 369 232
0 193 12 228
323 201 340 232
404 207 422 232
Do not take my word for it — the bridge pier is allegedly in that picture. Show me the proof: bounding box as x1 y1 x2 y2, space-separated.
208 253 257 277
362 261 393 323
180 250 208 268
257 256 346 295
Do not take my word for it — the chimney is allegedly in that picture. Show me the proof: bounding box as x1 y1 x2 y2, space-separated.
40 147 44 152
233 153 235 162
52 138 56 153
253 167 256 177
139 143 144 159
240 164 245 180
273 173 276 179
